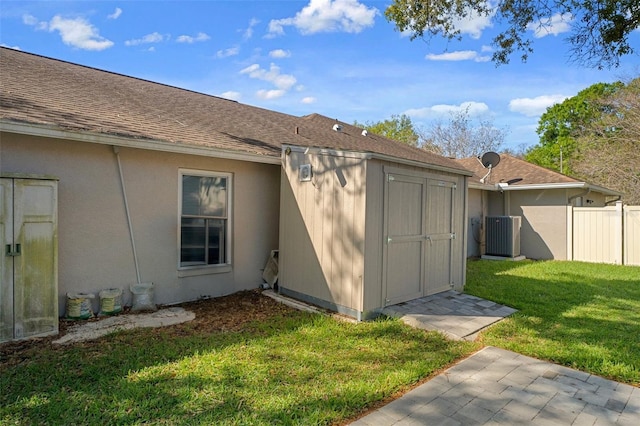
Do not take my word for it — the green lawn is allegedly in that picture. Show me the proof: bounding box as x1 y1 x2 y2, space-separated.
465 259 640 386
2 260 638 424
0 310 478 425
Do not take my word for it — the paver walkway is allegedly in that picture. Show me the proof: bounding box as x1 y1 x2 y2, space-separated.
382 290 518 341
351 346 640 425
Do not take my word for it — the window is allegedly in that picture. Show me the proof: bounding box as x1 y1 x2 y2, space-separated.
179 171 231 268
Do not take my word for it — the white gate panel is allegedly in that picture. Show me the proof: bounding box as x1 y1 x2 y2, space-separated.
572 205 622 264
624 206 640 266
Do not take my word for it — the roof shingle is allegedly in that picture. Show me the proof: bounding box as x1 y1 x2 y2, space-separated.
1 47 468 174
456 154 579 186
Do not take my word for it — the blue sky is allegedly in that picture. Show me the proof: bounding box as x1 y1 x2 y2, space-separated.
1 0 639 151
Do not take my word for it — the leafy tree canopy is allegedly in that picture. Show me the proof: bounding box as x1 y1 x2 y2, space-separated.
525 82 624 174
571 78 640 203
354 114 420 146
385 0 639 68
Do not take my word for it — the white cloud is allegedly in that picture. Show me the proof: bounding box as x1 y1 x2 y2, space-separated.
125 32 165 46
405 101 490 118
451 7 494 39
177 32 210 43
217 47 240 58
243 18 260 40
21 14 51 31
269 49 291 58
47 15 114 51
1 44 21 50
509 94 569 117
240 63 297 90
107 8 122 20
257 89 286 99
23 14 40 27
267 0 377 37
426 50 490 62
219 91 241 101
301 96 317 104
527 13 572 38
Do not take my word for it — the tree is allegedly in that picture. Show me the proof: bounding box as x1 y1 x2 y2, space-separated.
422 107 507 158
354 114 421 146
525 82 624 174
384 0 639 68
571 78 640 203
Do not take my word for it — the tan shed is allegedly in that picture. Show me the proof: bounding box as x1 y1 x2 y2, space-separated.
279 144 471 320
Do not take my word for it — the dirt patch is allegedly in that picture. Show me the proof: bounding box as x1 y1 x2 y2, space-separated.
0 289 295 368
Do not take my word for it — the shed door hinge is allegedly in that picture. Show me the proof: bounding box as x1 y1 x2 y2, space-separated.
387 174 395 182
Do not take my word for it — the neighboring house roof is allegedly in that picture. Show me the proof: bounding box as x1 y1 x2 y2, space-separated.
456 154 621 196
0 47 470 175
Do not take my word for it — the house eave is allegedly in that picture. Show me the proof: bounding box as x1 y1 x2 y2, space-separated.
282 145 473 176
469 180 622 196
0 120 282 165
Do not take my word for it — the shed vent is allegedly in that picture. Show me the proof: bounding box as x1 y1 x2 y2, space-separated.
485 216 521 257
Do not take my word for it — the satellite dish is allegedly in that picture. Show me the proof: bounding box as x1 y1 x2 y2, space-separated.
478 152 500 184
481 152 501 169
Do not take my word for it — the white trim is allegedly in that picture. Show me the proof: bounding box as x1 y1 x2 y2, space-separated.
282 145 473 177
1 120 281 165
469 181 621 196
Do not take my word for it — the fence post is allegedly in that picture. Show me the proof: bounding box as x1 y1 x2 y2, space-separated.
614 201 623 264
566 205 573 261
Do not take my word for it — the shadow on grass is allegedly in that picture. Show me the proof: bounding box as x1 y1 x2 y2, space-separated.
465 259 640 385
0 311 477 425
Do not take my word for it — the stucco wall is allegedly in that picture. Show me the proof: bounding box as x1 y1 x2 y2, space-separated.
466 188 485 257
2 133 280 314
508 190 569 260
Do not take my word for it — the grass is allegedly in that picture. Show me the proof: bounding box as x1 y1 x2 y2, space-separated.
3 260 638 424
0 311 478 425
465 259 640 386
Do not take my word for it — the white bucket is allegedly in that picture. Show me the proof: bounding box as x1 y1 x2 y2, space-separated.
130 282 157 312
99 288 123 315
66 292 95 319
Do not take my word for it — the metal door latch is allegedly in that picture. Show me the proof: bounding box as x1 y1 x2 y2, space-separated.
5 244 21 256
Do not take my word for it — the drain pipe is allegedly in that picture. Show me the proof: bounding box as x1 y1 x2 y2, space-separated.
605 196 622 206
113 146 142 285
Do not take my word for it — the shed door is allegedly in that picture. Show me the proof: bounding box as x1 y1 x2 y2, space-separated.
383 174 425 305
383 173 456 306
0 179 13 341
1 178 58 342
424 179 456 295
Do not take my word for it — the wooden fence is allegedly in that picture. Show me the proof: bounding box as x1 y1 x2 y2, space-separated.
568 202 640 266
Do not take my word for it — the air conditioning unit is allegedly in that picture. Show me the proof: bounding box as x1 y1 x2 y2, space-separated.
485 216 521 257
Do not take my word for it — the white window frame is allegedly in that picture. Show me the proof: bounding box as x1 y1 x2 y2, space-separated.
178 169 232 273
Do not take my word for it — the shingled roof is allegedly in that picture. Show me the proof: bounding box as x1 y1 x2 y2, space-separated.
456 154 621 195
456 154 579 186
0 47 469 175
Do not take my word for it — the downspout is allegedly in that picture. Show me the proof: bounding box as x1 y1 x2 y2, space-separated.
113 146 142 285
605 196 622 206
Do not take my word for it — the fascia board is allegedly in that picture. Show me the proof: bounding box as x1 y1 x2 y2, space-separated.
1 120 282 165
371 152 474 176
282 145 473 176
493 181 622 196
